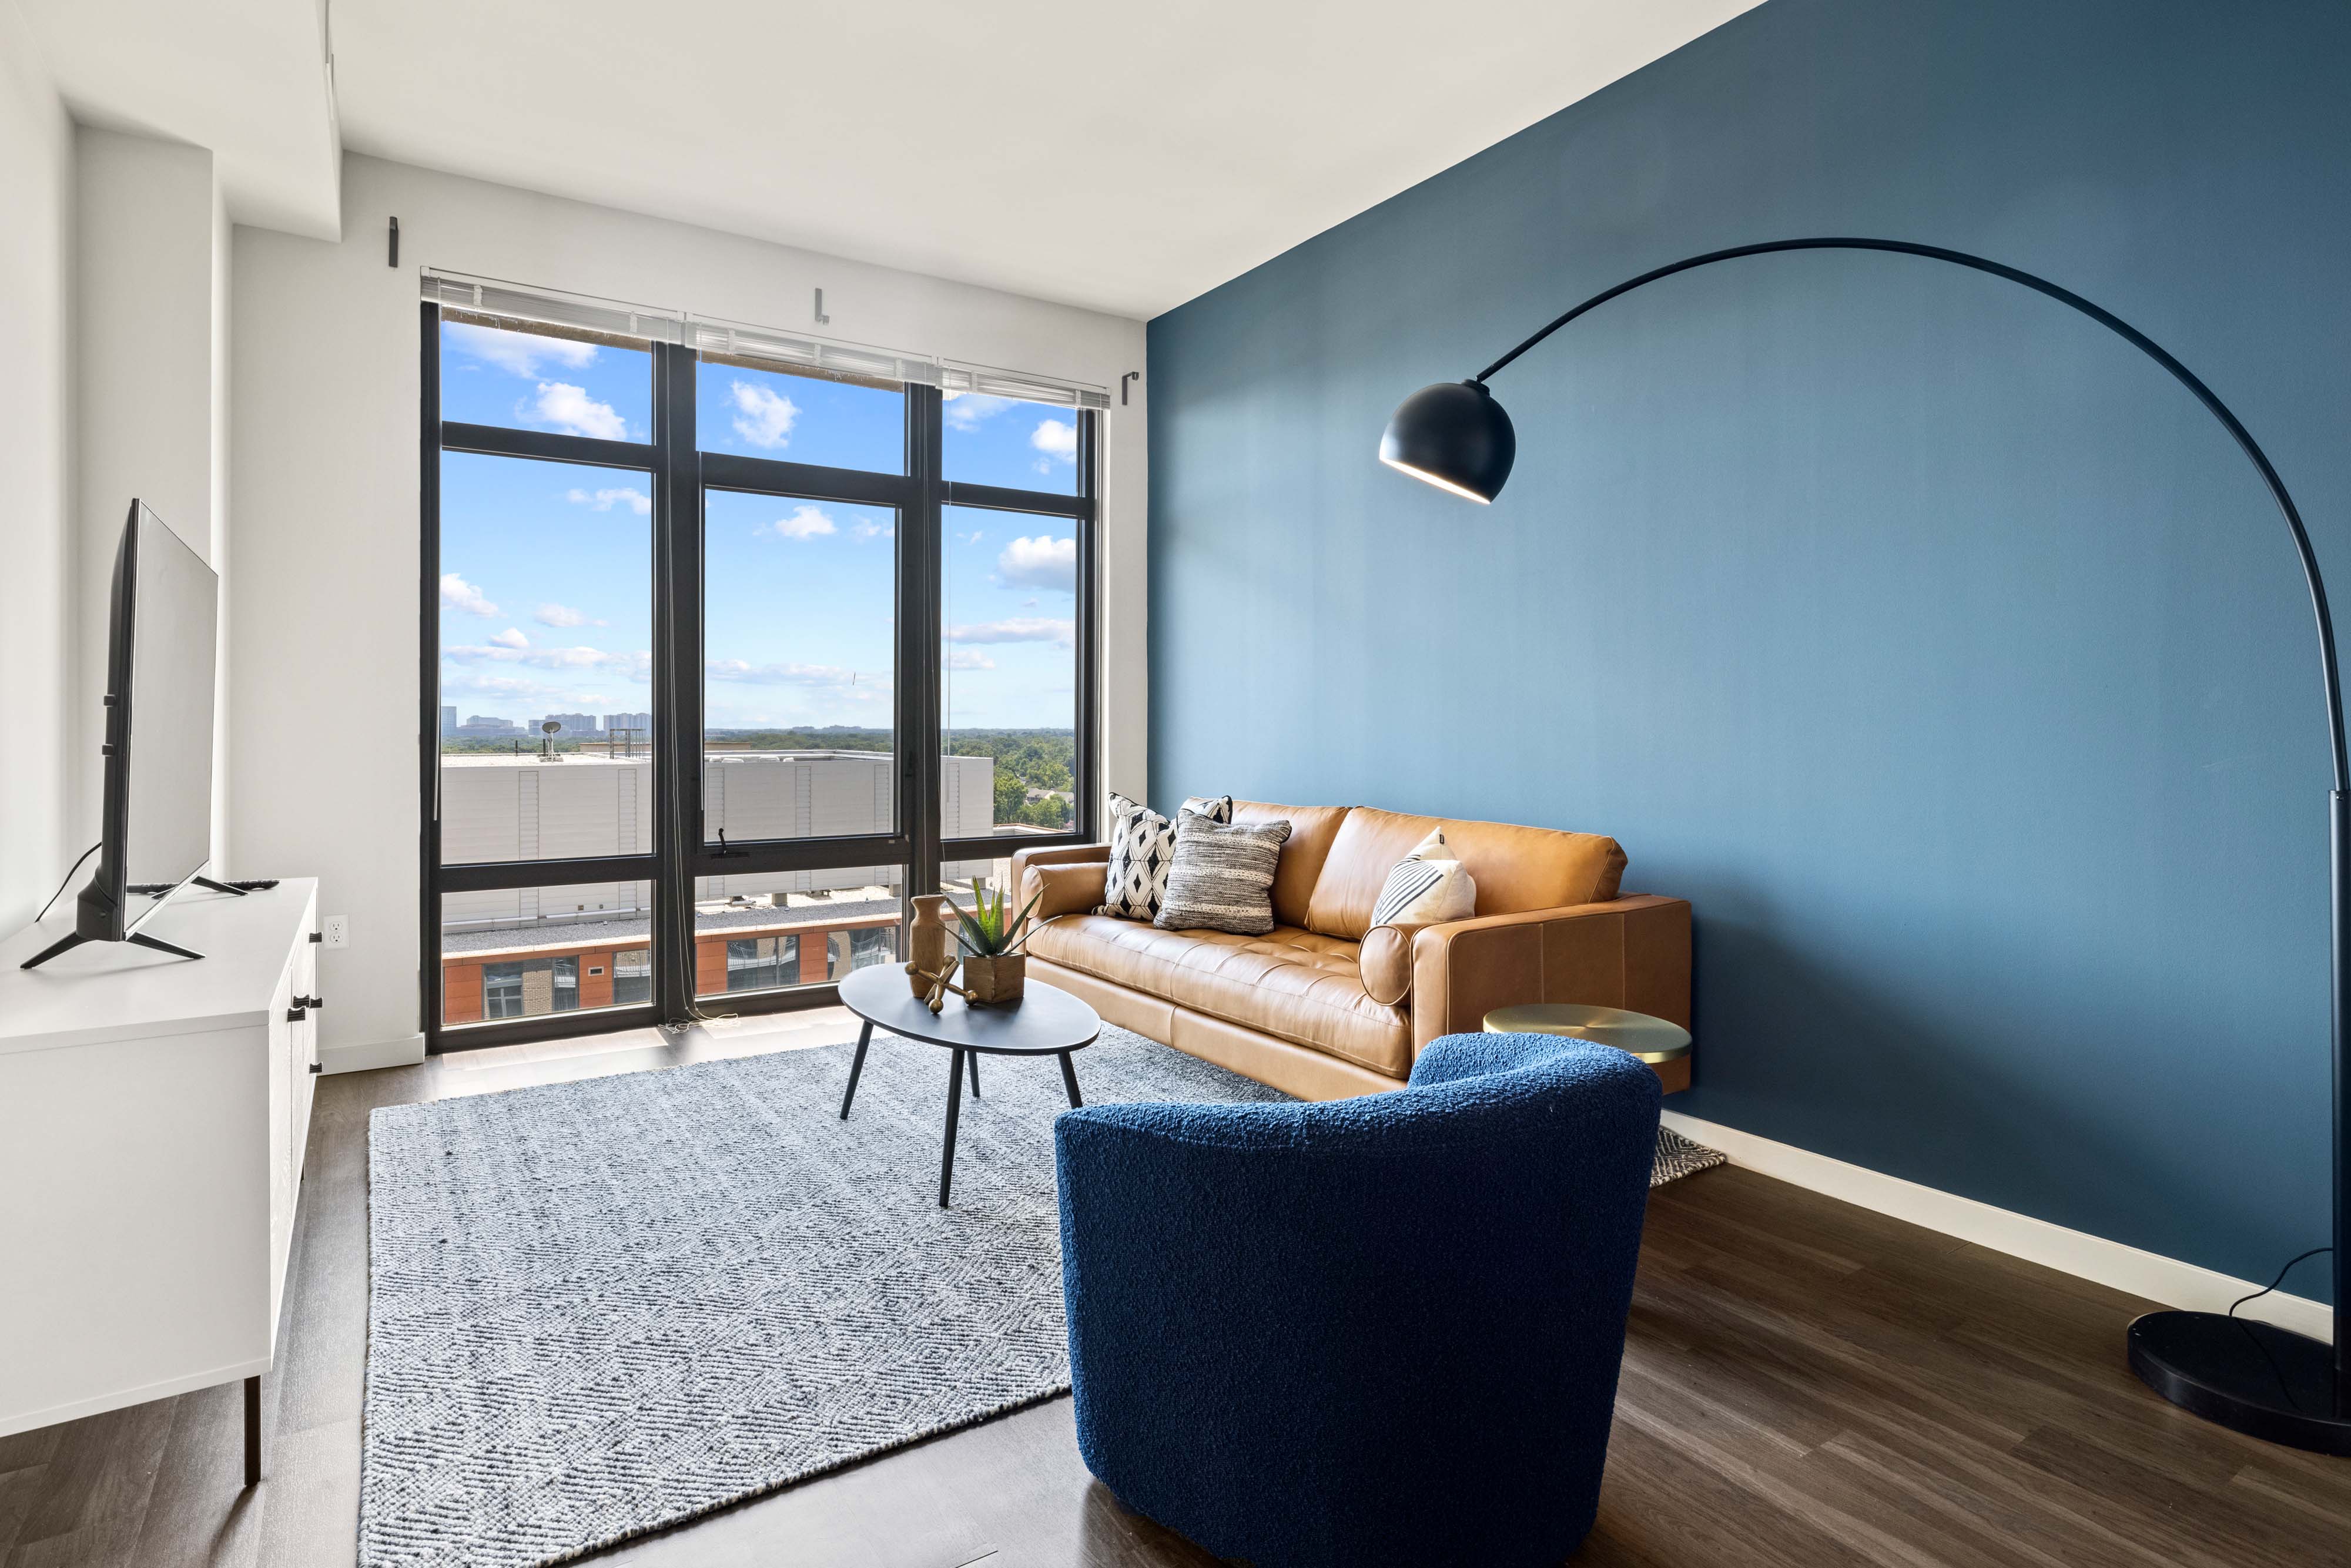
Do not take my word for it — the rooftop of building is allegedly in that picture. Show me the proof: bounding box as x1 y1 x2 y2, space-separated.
441 893 904 956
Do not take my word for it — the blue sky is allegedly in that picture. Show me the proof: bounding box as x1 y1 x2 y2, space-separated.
438 321 1080 732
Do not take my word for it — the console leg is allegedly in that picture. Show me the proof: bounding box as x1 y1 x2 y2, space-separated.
128 932 203 961
243 1376 261 1487
193 876 249 896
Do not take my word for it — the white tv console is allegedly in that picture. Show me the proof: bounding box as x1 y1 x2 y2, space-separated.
0 878 320 1486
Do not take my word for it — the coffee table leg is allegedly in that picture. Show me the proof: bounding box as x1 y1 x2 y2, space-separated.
840 1020 873 1120
1059 1050 1083 1108
940 1047 966 1208
967 1050 980 1097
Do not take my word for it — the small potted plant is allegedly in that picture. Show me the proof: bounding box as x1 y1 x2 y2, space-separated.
950 877 1040 1006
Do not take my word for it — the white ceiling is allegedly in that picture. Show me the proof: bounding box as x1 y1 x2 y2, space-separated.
17 0 1763 319
15 0 341 239
331 0 1761 319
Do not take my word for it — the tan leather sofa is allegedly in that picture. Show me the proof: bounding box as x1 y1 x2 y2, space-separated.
1010 800 1691 1103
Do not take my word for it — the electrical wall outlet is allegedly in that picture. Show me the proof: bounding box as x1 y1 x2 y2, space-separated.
323 914 350 949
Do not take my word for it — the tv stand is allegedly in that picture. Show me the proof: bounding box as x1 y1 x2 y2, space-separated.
19 927 204 970
1 880 320 1486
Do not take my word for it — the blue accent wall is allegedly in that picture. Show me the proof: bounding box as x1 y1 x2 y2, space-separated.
1146 0 2351 1298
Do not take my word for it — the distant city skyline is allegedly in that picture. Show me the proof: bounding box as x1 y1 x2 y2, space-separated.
437 321 1082 738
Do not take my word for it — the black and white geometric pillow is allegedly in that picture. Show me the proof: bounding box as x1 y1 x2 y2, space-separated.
1097 793 1234 920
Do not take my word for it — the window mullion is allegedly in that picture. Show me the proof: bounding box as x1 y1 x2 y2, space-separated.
908 385 945 897
653 340 702 1025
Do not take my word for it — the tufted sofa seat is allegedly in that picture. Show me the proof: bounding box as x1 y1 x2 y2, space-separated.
1013 798 1692 1102
1022 917 1412 1077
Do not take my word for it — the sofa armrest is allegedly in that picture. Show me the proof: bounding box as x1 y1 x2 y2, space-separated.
1407 894 1690 1058
1013 843 1110 918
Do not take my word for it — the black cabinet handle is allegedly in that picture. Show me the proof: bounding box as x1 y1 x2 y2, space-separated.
286 1006 306 1023
308 1061 322 1074
296 994 324 1009
309 931 323 943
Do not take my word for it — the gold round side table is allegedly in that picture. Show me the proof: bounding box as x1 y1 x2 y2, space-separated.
1482 1003 1692 1093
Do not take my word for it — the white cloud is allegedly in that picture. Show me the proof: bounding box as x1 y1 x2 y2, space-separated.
942 392 1016 431
850 517 894 541
443 322 598 377
947 617 1075 648
956 530 984 546
441 673 558 699
489 627 530 650
1021 597 1039 609
440 572 498 617
996 534 1076 594
761 504 838 541
1032 418 1077 464
565 485 651 515
531 381 629 440
729 380 799 448
947 649 996 671
533 603 605 628
706 658 877 689
444 643 652 679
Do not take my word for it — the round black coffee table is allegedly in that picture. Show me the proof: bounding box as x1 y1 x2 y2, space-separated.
835 962 1101 1207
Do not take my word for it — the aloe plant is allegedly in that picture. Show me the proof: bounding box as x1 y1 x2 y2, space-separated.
950 877 1040 959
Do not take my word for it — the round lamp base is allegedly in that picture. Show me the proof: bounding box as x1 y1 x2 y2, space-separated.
2126 1310 2351 1455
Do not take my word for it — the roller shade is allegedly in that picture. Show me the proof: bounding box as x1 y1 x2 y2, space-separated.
940 361 1112 411
420 270 685 345
420 269 1108 408
689 316 940 389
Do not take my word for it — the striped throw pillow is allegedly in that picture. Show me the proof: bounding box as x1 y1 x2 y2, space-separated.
1155 815 1293 936
1369 829 1478 929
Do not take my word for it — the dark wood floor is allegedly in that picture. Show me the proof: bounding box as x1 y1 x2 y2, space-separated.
4 1011 2345 1567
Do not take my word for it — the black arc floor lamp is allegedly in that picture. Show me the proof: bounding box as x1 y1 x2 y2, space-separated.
1381 236 2349 1455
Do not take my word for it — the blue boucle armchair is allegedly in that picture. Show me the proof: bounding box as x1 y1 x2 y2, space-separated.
1054 1031 1662 1568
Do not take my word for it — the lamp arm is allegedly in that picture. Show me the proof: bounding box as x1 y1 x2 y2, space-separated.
1473 236 2346 793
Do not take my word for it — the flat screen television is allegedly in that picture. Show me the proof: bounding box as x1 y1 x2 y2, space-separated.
22 501 222 969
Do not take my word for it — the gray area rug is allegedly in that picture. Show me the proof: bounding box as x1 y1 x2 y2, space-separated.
362 1024 1722 1568
1653 1125 1728 1185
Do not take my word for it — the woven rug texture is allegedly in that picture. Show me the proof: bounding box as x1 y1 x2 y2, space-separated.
361 1022 1717 1567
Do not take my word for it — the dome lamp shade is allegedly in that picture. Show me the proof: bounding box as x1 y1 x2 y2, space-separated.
1379 379 1516 503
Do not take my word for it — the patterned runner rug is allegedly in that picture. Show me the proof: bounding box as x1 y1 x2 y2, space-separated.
361 1023 1718 1567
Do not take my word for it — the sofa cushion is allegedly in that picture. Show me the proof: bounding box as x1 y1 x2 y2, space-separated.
1304 806 1627 940
1026 914 1412 1078
1032 860 1107 921
1231 800 1351 930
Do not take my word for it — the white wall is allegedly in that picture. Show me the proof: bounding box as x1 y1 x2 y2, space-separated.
233 153 1149 1064
0 11 73 930
72 127 232 866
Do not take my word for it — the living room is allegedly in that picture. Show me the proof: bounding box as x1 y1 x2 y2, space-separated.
2 1 2346 1564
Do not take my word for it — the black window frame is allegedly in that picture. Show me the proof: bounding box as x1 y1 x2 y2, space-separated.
420 303 1101 1051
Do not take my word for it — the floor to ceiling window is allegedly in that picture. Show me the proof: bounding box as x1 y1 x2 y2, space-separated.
419 278 1101 1048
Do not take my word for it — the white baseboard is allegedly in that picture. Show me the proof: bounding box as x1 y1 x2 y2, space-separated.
1660 1108 2332 1343
321 1031 425 1074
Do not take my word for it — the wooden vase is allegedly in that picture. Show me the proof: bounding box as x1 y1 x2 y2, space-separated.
909 894 953 997
960 953 1027 1006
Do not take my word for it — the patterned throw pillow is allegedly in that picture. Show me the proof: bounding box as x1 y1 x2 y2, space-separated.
1156 815 1294 936
1369 829 1478 929
1097 793 1235 920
